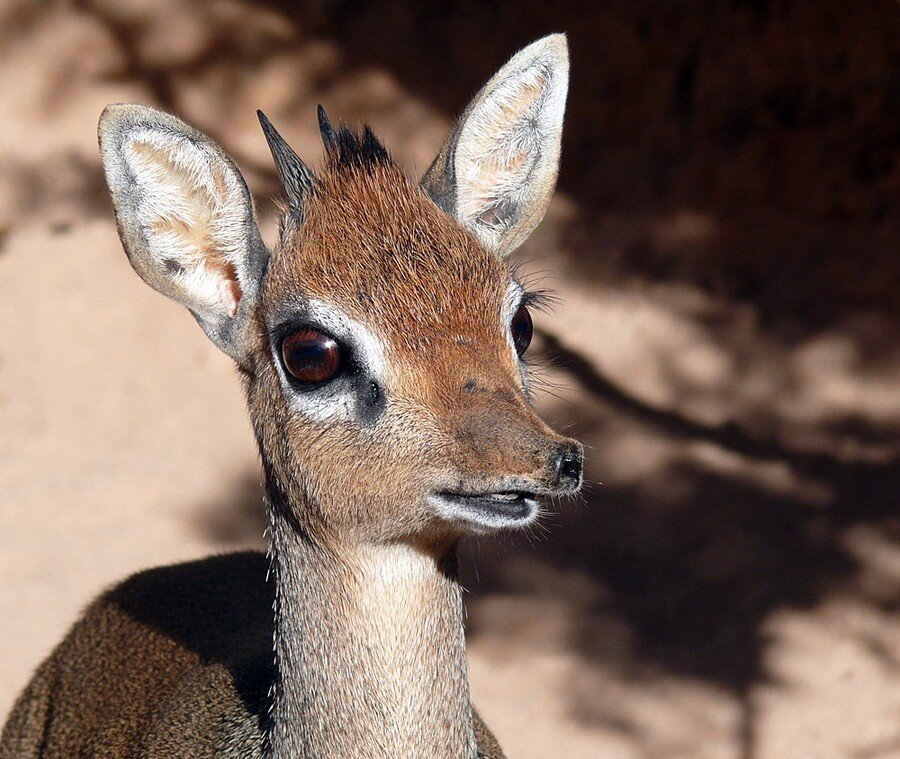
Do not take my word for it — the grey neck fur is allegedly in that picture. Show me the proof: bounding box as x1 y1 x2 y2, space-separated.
265 490 478 759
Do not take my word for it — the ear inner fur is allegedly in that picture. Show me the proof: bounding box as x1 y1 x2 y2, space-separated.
421 34 569 256
97 103 268 363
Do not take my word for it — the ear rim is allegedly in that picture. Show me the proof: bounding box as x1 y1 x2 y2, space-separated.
98 103 268 364
421 33 569 257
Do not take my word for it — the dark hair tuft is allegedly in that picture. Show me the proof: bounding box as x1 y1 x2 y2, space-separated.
324 124 391 171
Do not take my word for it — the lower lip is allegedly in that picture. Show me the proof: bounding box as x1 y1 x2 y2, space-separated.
433 492 537 522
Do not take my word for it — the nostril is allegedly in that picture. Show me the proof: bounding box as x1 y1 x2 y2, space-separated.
552 443 583 488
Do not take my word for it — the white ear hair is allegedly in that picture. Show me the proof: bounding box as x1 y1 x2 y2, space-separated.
422 34 569 257
99 104 267 362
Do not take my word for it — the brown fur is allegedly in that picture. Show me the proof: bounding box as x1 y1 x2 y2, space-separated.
243 149 565 757
0 142 553 759
0 553 504 759
3 36 575 758
254 154 567 545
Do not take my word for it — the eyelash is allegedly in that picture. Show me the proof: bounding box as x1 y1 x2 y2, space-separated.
520 289 555 313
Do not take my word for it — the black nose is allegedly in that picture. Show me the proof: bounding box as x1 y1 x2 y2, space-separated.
551 443 583 490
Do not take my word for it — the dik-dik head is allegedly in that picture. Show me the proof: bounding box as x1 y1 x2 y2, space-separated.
99 35 582 545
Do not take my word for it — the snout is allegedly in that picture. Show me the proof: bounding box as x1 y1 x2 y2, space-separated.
427 389 584 532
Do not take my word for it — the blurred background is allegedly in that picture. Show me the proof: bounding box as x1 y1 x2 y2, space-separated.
1 1 899 756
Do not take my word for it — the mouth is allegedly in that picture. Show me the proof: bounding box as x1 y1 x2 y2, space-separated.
428 490 539 531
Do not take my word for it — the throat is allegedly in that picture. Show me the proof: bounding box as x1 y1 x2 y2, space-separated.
267 514 476 759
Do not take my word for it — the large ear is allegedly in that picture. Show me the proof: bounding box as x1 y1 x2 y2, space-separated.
98 104 268 364
421 34 569 257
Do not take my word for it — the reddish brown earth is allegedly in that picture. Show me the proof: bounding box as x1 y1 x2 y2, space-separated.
1 2 899 757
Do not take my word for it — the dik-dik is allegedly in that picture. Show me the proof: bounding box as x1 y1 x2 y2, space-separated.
1 35 582 758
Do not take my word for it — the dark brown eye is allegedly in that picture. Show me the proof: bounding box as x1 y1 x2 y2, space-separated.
511 303 533 356
281 329 341 384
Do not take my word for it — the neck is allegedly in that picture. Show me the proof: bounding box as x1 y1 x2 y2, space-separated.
266 492 477 759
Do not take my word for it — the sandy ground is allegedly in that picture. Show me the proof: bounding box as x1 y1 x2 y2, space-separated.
2 2 900 757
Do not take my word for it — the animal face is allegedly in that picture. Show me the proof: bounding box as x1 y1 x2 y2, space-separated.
99 35 582 544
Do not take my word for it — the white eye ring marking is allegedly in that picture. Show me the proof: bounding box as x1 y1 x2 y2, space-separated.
270 298 386 422
502 280 527 347
503 278 532 372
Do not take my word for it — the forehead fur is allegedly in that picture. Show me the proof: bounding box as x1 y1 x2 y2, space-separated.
264 128 510 353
